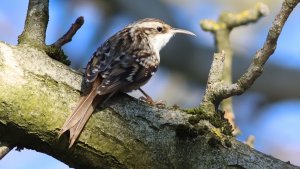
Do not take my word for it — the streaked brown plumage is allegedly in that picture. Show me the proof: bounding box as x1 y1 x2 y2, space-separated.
59 18 196 147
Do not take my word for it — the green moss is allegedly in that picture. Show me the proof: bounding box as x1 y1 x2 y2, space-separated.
186 102 215 115
188 115 199 125
194 125 209 136
222 122 233 136
175 124 198 139
207 136 222 148
0 101 17 125
185 106 233 137
0 72 78 140
183 104 233 147
167 104 180 110
18 33 45 50
44 45 71 66
186 107 205 115
224 139 232 148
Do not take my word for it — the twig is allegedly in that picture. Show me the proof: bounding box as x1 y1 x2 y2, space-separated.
0 142 13 160
198 0 299 133
201 2 268 33
219 3 269 29
219 0 300 99
52 16 84 48
18 0 84 65
45 16 85 65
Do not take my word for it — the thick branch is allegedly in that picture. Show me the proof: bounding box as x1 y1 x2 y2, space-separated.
0 142 12 160
18 0 49 46
0 42 298 168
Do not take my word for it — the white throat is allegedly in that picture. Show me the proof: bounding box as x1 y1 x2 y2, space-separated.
149 32 174 55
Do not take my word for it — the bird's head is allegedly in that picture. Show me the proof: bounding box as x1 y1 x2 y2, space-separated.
127 18 196 53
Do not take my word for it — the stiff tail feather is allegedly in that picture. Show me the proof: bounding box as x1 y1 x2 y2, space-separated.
59 81 103 148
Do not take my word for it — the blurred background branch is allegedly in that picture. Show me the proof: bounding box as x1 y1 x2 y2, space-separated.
200 2 269 135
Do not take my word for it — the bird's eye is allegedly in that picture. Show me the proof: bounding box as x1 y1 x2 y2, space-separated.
156 26 163 32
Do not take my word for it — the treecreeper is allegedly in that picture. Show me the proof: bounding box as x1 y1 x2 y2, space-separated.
59 18 196 147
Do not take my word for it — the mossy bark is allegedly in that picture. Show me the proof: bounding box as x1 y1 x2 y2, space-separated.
0 42 298 169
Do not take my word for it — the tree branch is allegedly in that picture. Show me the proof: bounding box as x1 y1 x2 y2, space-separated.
201 51 225 110
219 2 269 29
18 0 49 46
18 0 83 66
197 0 299 115
1 0 300 168
45 16 85 65
200 2 268 135
219 0 299 99
52 16 84 48
0 142 13 160
0 42 298 168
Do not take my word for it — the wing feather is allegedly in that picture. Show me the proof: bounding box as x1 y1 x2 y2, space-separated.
85 28 158 95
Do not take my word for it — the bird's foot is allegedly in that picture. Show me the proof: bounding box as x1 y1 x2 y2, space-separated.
139 96 166 108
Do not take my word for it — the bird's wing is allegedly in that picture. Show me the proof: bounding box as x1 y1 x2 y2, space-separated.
85 28 132 82
85 28 158 95
96 53 157 95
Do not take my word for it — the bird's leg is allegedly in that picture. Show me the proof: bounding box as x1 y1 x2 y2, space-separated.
138 88 166 108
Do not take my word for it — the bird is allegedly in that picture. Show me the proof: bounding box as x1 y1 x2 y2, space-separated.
59 18 196 147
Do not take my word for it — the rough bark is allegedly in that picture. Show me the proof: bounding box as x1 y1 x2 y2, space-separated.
0 42 298 169
18 0 49 46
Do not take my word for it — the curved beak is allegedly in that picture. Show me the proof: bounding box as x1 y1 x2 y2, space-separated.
171 28 196 36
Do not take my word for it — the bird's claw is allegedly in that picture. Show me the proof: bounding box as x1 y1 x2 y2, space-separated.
139 96 166 108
